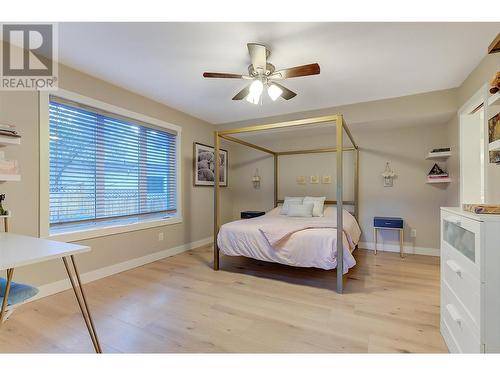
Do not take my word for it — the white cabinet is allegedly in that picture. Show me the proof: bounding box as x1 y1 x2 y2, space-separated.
440 207 500 353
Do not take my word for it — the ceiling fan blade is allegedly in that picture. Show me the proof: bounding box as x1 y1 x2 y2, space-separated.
247 43 267 72
270 63 320 79
232 84 251 100
203 72 244 79
272 82 297 100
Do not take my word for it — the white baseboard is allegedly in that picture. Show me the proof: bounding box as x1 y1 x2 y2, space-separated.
358 241 440 257
32 236 213 302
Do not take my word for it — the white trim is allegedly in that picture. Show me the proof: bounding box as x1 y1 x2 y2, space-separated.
49 216 183 243
457 83 488 206
39 91 50 238
38 88 183 240
31 236 212 302
358 241 440 256
49 88 182 134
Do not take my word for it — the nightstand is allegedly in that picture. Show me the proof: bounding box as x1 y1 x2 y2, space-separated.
241 211 265 219
373 217 404 258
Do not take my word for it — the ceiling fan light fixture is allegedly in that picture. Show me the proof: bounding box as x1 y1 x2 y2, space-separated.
246 79 264 104
267 84 283 101
246 92 260 104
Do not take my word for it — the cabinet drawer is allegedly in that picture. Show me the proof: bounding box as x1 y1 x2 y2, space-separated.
441 280 481 353
441 211 481 277
441 246 481 328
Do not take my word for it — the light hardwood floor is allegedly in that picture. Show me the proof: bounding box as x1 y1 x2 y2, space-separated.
0 246 447 353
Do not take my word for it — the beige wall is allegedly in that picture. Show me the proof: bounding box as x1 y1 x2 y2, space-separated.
0 63 214 286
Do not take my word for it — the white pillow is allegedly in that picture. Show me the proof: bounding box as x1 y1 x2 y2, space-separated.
303 196 326 217
287 203 314 217
280 196 304 215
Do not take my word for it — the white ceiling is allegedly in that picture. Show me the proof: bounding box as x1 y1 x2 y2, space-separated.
57 22 499 124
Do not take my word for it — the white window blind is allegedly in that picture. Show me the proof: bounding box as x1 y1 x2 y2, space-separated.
49 96 177 226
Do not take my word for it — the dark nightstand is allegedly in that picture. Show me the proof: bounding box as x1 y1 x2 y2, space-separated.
241 211 265 219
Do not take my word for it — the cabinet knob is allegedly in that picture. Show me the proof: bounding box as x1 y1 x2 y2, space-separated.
446 304 462 327
446 259 462 277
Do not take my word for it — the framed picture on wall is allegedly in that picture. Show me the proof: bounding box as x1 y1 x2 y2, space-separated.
193 142 228 187
488 113 500 164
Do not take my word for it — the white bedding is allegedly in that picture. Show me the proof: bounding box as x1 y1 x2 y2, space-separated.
217 206 361 273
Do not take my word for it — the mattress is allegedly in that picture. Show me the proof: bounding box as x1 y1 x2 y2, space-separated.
217 206 361 273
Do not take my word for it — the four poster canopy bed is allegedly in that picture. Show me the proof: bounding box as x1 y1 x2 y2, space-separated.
213 114 360 293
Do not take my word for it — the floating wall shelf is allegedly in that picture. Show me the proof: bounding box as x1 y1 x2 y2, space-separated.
0 135 21 146
426 151 451 160
426 177 451 184
0 174 21 182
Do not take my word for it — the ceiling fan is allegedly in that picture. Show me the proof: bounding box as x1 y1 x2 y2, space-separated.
203 43 320 104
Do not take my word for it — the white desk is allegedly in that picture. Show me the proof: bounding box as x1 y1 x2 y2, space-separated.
0 233 101 353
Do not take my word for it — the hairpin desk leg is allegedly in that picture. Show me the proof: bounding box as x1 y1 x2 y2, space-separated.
0 268 14 326
62 256 102 353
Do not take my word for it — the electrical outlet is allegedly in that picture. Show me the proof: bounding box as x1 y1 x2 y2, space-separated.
158 232 164 241
410 229 417 238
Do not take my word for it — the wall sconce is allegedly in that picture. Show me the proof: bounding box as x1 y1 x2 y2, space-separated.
381 162 396 187
252 168 261 189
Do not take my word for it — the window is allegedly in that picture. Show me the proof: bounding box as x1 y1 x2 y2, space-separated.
47 95 180 236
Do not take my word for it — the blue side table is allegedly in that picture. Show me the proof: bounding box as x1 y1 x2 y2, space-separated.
373 217 404 258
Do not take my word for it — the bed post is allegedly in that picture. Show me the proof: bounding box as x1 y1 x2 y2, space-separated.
274 154 278 207
213 131 220 270
354 148 359 221
336 114 344 294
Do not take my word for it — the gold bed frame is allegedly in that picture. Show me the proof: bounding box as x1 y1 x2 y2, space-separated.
213 114 359 293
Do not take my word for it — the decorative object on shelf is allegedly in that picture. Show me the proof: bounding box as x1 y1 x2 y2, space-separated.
381 162 396 187
488 113 500 164
0 124 20 139
431 147 451 153
489 72 500 94
193 142 228 187
296 176 306 184
426 147 451 159
0 194 7 216
309 175 319 184
322 175 332 184
463 204 500 215
0 151 19 176
252 168 261 189
0 194 9 232
427 163 449 181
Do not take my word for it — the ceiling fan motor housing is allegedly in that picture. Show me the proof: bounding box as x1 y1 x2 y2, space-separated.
248 63 275 78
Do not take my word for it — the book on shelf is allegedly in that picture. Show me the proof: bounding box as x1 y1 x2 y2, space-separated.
430 147 450 153
0 129 20 138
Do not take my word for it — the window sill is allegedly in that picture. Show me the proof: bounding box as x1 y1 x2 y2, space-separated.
47 215 182 243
